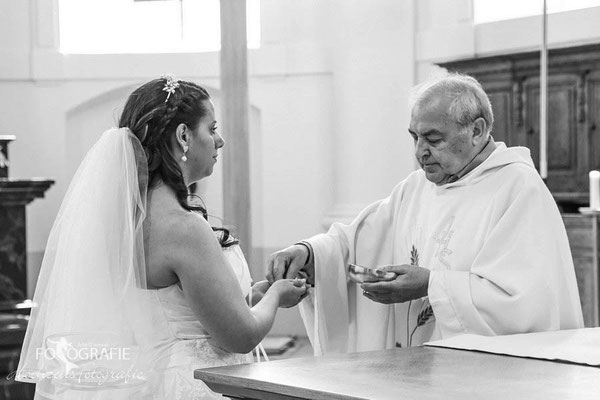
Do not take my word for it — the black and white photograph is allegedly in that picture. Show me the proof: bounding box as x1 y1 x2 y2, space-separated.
1 0 600 399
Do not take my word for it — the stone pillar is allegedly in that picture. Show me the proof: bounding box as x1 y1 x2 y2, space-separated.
220 0 252 258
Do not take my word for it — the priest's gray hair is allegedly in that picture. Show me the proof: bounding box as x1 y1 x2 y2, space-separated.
409 72 494 134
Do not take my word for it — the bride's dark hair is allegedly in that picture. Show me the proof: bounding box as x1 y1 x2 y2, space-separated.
119 78 237 247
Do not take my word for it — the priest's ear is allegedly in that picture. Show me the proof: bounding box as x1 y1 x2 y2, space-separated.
470 117 488 146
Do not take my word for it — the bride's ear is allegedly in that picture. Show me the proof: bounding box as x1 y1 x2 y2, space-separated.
175 123 189 151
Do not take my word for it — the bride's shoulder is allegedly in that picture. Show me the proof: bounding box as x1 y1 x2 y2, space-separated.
145 204 220 284
150 208 212 244
146 210 221 282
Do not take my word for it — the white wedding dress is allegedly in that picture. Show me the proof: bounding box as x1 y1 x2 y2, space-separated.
16 128 261 400
143 244 254 399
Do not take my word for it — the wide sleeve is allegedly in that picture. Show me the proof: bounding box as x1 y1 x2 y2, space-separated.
428 171 584 337
299 180 408 355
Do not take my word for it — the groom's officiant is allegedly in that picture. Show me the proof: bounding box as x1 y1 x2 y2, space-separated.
267 73 583 355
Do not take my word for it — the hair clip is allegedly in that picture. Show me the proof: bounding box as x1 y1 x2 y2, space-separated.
161 74 180 102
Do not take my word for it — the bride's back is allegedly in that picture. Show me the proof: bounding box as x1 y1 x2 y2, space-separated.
144 183 198 289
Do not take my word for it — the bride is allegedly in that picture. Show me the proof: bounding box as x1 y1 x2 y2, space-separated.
16 76 307 399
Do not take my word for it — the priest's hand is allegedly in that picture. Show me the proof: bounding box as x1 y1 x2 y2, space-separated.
266 244 314 284
360 265 430 304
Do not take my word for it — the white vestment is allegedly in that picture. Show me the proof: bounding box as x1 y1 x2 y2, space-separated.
299 143 584 355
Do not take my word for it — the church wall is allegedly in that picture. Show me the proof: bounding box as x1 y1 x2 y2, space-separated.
0 0 416 335
6 0 600 336
415 0 600 80
7 0 599 338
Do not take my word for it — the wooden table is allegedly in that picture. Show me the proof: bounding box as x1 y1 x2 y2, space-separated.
194 346 600 400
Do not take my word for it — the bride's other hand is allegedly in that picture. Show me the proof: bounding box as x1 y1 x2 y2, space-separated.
270 278 308 308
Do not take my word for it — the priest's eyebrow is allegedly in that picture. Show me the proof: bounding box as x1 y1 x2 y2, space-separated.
408 129 444 137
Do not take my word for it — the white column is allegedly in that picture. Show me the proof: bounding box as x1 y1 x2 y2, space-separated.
220 0 252 258
31 0 63 79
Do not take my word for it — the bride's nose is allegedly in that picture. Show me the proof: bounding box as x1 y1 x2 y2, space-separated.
214 133 225 149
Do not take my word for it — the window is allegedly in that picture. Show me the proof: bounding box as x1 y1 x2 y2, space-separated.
59 0 260 54
474 0 600 24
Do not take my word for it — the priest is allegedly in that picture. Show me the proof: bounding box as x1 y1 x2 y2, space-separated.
267 73 584 355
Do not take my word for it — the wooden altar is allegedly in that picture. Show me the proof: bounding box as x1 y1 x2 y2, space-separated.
195 345 600 399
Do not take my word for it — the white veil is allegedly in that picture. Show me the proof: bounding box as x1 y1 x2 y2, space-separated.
16 128 158 399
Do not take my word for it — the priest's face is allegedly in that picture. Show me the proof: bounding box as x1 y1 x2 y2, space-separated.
408 96 478 185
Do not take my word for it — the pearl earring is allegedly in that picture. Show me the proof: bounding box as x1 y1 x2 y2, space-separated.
181 145 188 162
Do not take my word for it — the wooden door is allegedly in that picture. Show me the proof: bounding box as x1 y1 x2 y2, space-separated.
523 73 586 195
588 71 600 172
481 81 514 146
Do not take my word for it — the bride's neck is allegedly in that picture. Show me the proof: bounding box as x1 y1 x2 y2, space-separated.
148 180 181 208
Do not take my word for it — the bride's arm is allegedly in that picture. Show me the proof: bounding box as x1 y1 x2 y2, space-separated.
160 214 304 353
248 280 271 305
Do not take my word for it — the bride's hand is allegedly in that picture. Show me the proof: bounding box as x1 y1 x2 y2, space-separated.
248 280 271 305
270 278 308 308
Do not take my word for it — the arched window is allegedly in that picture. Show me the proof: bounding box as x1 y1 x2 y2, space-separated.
59 0 260 54
474 0 600 24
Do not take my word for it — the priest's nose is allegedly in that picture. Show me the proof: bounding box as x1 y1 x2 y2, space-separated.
415 138 431 160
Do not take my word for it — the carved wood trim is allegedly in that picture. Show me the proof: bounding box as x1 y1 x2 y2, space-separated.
0 179 54 205
577 71 589 123
513 78 524 127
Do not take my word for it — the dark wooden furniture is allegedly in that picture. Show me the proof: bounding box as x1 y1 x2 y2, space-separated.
0 136 54 302
0 301 34 400
0 136 53 399
195 346 600 400
438 43 600 211
0 179 54 302
564 213 600 327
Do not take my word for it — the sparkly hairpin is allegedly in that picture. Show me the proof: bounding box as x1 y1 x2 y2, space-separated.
161 74 180 102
